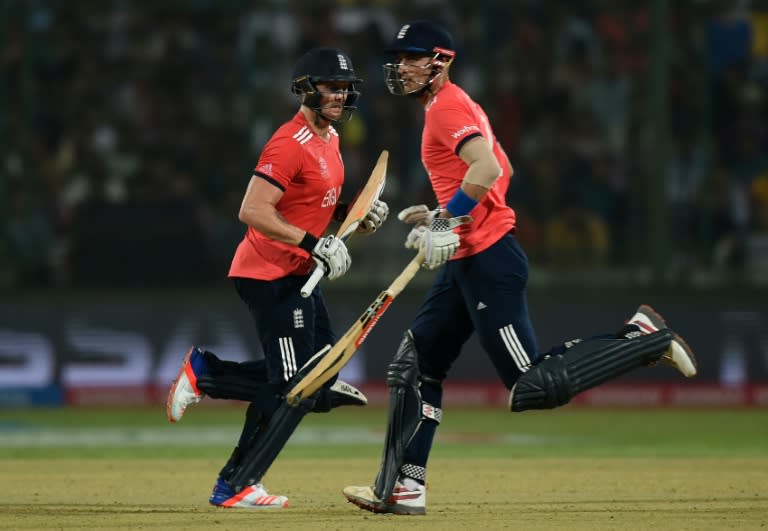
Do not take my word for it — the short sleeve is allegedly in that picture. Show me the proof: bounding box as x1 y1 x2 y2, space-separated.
427 102 484 156
253 135 302 190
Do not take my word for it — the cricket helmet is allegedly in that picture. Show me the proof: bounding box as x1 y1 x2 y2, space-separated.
382 21 456 96
384 20 455 56
291 47 363 123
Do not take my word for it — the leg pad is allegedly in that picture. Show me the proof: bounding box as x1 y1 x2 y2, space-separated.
510 329 672 411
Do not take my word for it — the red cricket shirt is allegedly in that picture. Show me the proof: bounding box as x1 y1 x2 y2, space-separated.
229 112 345 280
422 80 516 259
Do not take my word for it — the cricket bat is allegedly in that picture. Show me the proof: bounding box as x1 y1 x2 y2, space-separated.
300 150 389 297
287 248 425 405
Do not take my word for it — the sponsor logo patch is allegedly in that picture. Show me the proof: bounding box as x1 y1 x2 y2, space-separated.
451 124 481 139
257 163 273 176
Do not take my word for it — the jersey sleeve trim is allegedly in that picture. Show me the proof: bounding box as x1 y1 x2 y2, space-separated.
254 171 285 192
454 132 483 156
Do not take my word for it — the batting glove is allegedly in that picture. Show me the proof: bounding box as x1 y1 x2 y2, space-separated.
311 235 351 280
415 216 473 270
356 199 389 234
397 204 439 226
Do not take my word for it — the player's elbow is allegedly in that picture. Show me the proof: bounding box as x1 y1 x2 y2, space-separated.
468 158 502 188
237 207 249 225
238 205 258 227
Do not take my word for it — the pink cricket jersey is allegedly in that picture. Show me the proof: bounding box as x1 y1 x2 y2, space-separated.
421 80 516 259
229 112 345 280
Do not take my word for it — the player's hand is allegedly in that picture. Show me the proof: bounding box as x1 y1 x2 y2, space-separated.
397 204 438 226
357 199 389 234
413 216 473 270
311 235 351 280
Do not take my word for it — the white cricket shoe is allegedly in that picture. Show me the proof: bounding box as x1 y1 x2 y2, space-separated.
343 480 426 515
209 477 288 508
329 379 368 408
628 305 697 377
166 347 205 422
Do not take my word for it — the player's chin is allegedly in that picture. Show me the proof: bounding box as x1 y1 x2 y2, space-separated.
324 108 343 120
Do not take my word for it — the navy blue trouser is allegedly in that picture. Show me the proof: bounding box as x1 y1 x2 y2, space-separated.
216 276 338 482
411 232 541 390
401 232 541 476
234 275 337 390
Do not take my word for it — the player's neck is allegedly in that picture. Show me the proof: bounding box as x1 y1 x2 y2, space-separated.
300 107 332 140
419 76 449 107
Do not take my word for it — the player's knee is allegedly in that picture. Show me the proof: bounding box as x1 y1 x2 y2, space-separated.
387 330 420 388
508 355 573 412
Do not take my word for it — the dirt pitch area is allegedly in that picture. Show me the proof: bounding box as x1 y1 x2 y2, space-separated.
2 456 766 530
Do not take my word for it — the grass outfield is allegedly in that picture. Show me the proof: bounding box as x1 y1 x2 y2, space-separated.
0 406 766 529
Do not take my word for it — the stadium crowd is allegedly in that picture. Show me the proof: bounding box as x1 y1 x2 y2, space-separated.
1 0 766 289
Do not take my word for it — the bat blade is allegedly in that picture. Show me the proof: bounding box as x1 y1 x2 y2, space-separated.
336 150 388 239
287 249 424 406
299 150 388 298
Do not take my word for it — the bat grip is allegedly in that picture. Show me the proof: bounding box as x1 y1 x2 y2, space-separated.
300 266 325 298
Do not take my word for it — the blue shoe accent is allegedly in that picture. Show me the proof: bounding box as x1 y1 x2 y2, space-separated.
208 476 289 508
209 477 233 506
189 347 208 378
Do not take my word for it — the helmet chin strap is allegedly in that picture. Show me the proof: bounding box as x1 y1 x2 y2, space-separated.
310 104 350 125
310 106 334 125
408 69 442 98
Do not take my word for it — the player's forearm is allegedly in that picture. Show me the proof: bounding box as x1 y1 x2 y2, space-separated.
442 158 499 217
238 205 307 246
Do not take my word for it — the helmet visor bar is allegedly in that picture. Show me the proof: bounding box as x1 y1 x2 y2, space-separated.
382 51 449 96
293 76 361 123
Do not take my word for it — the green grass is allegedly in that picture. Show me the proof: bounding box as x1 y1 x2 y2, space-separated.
0 406 765 459
2 406 767 530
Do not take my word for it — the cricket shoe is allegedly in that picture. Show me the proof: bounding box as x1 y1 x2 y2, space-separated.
627 305 698 377
209 477 288 509
329 380 368 408
343 481 426 515
166 346 206 422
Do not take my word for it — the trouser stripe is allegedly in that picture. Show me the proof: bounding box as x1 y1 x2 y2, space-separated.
500 324 531 372
278 337 297 381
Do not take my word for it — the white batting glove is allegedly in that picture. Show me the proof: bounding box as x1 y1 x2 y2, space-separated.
404 224 427 250
356 199 389 234
397 204 438 226
416 216 473 270
311 235 351 280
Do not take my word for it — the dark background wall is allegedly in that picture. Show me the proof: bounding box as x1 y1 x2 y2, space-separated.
1 1 767 403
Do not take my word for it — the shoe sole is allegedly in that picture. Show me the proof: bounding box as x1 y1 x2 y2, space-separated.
344 494 425 516
166 347 198 423
211 498 289 509
669 332 698 377
637 306 697 377
330 380 368 407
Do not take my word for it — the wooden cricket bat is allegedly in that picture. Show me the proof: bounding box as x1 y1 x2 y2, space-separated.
300 150 389 297
287 248 425 406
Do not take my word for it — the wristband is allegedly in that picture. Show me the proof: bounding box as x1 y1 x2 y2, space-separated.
298 232 319 253
445 188 478 217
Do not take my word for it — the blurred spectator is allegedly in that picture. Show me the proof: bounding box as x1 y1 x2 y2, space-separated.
2 1 767 290
746 172 768 271
5 184 56 286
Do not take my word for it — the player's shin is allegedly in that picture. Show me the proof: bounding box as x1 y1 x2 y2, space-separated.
373 331 442 501
224 352 330 492
509 329 673 412
226 398 313 492
219 402 270 481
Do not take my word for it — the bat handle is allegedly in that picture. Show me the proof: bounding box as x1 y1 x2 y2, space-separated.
300 266 325 298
